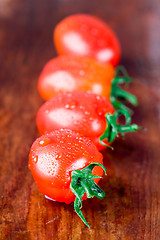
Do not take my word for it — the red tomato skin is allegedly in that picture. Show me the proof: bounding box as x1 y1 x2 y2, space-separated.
38 55 115 101
54 14 121 66
36 91 115 150
28 129 104 204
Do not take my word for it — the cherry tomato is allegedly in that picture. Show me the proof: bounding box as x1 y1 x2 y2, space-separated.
38 55 115 101
36 91 115 150
54 14 121 66
28 129 106 227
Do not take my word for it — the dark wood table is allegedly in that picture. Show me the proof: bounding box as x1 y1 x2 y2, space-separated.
0 0 160 239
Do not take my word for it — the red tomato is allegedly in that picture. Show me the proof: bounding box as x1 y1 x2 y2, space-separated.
38 55 115 101
28 129 105 227
28 129 104 203
54 14 121 66
36 91 114 150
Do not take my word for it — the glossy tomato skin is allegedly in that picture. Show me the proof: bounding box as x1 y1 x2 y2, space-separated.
28 129 104 204
38 55 115 101
54 14 121 66
36 91 115 150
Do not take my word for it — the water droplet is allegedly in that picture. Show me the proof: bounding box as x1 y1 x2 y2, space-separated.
96 95 101 100
33 156 38 163
79 105 85 110
39 138 51 147
97 110 104 116
74 120 80 126
84 111 90 115
55 153 62 159
65 101 76 109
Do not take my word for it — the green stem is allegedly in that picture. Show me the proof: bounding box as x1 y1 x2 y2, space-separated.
100 109 142 145
110 66 138 115
113 86 138 106
116 65 131 77
70 163 106 228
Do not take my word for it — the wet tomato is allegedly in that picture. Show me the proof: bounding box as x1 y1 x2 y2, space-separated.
36 91 114 150
54 14 121 66
36 91 140 150
28 129 106 227
38 55 115 101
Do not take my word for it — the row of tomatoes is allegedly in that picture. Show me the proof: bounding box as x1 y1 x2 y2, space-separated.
28 14 141 227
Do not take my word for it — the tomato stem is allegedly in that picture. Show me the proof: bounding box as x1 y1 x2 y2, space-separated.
110 66 138 114
100 109 143 144
70 163 106 228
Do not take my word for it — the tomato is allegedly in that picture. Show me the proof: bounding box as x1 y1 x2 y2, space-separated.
28 129 106 227
36 91 114 150
38 56 138 117
54 14 121 66
36 91 140 150
38 55 115 101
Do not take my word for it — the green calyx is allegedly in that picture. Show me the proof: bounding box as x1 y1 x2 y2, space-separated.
110 66 138 114
100 109 143 146
70 163 106 228
102 66 142 148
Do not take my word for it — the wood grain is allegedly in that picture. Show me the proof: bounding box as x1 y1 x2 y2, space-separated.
0 0 160 239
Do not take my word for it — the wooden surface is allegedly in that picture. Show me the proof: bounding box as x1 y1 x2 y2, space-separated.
0 0 160 239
